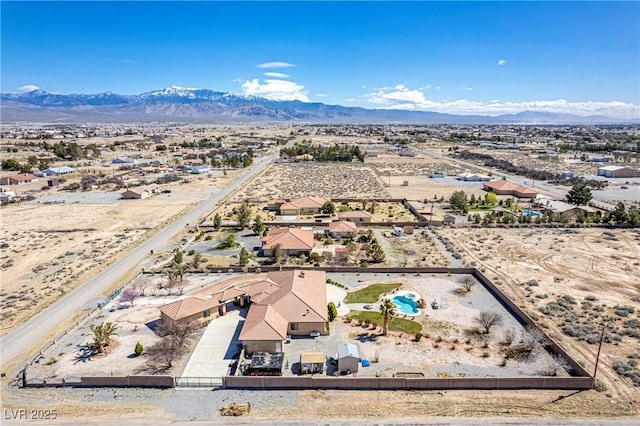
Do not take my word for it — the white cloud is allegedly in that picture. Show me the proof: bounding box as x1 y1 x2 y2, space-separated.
315 93 327 97
436 86 441 90
240 78 309 102
497 59 506 66
361 84 640 119
460 86 474 91
257 61 296 69
264 72 290 78
344 98 357 102
17 85 40 93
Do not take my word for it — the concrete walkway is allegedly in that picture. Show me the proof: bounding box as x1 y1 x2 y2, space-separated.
181 307 246 378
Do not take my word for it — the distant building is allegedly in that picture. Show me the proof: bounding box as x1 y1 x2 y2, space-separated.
337 210 373 223
456 172 491 181
364 150 378 158
430 171 445 178
483 180 538 199
0 173 37 185
597 165 640 178
40 166 75 176
121 184 159 199
187 165 212 174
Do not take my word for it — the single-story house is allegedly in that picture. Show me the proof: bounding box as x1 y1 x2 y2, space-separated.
47 178 61 187
483 180 538 199
239 270 330 354
121 184 160 199
337 210 373 223
536 200 594 218
277 196 330 215
112 156 137 164
40 166 75 176
456 172 492 181
328 220 358 239
300 352 324 374
364 150 378 158
337 342 360 373
399 149 416 157
261 227 314 257
0 173 37 185
158 295 221 326
187 165 212 174
597 165 640 178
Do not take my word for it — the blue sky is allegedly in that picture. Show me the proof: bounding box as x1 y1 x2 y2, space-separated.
2 1 639 118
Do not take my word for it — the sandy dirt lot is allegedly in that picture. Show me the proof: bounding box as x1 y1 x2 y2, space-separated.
0 170 246 336
439 226 640 398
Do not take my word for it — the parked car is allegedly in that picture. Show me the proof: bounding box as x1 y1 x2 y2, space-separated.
363 304 373 310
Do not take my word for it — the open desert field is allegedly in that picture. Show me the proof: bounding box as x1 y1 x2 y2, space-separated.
0 170 247 336
230 162 390 201
439 226 640 397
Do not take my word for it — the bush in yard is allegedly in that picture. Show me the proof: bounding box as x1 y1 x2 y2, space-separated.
414 332 423 342
135 341 143 357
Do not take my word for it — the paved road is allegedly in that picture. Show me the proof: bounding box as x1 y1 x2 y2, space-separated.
0 155 273 369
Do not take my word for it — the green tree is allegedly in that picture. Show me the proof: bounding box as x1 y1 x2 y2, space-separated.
213 213 222 231
252 215 265 235
173 249 183 265
90 322 119 353
380 298 396 336
216 233 238 249
134 341 144 357
449 190 469 212
270 243 285 265
566 183 593 206
321 201 336 214
327 302 338 322
627 206 640 225
484 192 498 206
191 252 203 269
239 247 250 266
611 202 628 223
235 202 252 229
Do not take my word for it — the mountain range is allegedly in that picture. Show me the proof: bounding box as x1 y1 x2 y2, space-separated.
0 86 633 124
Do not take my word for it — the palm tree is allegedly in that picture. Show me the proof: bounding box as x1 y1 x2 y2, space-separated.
380 298 396 336
90 322 119 353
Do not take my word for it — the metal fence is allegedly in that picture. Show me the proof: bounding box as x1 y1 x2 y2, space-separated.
175 376 223 388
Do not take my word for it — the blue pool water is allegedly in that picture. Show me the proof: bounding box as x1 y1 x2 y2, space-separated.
392 295 420 315
522 209 542 217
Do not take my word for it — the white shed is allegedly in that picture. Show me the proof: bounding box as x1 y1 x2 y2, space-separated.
337 342 359 373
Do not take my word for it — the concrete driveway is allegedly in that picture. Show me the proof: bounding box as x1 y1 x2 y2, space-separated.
180 307 246 378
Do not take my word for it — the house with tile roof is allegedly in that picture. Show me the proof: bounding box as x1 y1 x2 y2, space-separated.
260 227 314 257
337 210 373 223
483 180 538 199
276 196 330 215
328 220 358 238
240 270 329 354
158 269 329 355
0 173 37 185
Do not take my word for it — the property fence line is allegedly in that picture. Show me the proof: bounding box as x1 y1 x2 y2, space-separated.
20 271 144 387
223 375 594 391
23 375 174 388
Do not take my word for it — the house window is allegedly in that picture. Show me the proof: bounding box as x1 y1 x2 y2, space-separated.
290 323 299 331
203 309 211 318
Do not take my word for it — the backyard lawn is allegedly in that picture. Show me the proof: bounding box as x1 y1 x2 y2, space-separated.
347 310 422 334
344 283 402 303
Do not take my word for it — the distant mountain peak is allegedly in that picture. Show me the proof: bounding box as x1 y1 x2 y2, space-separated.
0 87 635 124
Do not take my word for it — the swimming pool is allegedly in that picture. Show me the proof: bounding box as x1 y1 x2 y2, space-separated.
391 291 422 316
522 209 542 217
